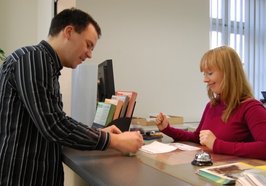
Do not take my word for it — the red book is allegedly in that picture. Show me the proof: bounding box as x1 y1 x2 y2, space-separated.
115 91 137 118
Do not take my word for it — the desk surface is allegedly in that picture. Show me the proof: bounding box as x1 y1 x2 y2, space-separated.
62 127 266 186
63 148 191 186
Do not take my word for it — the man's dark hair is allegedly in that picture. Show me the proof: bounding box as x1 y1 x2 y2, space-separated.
48 8 101 38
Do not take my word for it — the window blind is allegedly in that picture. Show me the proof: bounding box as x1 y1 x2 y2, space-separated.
210 0 266 99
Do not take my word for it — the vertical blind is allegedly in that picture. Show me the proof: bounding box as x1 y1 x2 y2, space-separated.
245 0 266 99
210 0 266 99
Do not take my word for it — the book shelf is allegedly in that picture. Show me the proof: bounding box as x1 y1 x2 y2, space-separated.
106 117 132 132
106 101 136 132
93 101 136 132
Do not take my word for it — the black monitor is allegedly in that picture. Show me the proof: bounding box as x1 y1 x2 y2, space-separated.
97 59 115 102
262 91 266 100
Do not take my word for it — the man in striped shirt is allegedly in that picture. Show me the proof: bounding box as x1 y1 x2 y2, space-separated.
0 8 143 186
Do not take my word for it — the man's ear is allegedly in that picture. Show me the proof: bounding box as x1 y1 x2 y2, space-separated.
63 25 74 40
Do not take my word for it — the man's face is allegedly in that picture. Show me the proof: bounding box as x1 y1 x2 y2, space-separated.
62 24 98 68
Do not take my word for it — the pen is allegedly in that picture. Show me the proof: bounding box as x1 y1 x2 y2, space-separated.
145 130 160 136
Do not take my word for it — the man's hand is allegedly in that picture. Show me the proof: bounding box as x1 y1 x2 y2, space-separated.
109 131 143 153
101 125 122 134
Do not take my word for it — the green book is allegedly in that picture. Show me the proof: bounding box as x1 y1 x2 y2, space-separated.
105 103 116 125
94 102 116 127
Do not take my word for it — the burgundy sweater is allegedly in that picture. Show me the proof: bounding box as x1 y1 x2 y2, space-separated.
162 99 266 160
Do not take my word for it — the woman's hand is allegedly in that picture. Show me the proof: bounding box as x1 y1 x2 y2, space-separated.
199 130 216 150
155 112 169 131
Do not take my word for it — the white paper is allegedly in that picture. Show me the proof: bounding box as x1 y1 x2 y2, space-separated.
140 141 201 154
140 141 177 154
169 142 201 151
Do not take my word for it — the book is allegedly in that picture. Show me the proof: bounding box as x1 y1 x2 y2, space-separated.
93 102 116 127
196 162 254 185
111 95 129 118
236 165 266 186
104 98 123 120
115 91 137 118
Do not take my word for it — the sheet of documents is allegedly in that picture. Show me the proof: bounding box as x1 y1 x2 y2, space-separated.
140 141 201 154
140 141 177 154
169 142 201 151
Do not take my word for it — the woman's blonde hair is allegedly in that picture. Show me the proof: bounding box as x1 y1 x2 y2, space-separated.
200 46 253 122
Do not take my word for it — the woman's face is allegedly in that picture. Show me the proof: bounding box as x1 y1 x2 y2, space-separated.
202 68 224 95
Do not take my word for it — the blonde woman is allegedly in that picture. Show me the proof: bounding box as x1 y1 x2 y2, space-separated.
156 46 266 160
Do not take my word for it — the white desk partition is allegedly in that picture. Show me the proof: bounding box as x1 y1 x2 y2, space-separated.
71 62 97 126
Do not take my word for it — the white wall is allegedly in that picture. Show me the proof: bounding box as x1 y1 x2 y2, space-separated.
37 0 54 41
76 0 209 122
0 0 54 54
0 0 37 54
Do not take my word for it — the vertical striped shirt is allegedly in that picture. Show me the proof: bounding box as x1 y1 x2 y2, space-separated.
0 40 110 186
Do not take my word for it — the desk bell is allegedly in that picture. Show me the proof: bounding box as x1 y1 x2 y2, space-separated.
191 151 213 166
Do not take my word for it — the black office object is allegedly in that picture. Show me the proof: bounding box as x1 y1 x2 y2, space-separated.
260 91 266 103
97 59 115 102
93 60 136 131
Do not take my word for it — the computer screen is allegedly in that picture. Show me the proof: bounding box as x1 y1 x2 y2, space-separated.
261 91 266 100
97 59 115 102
